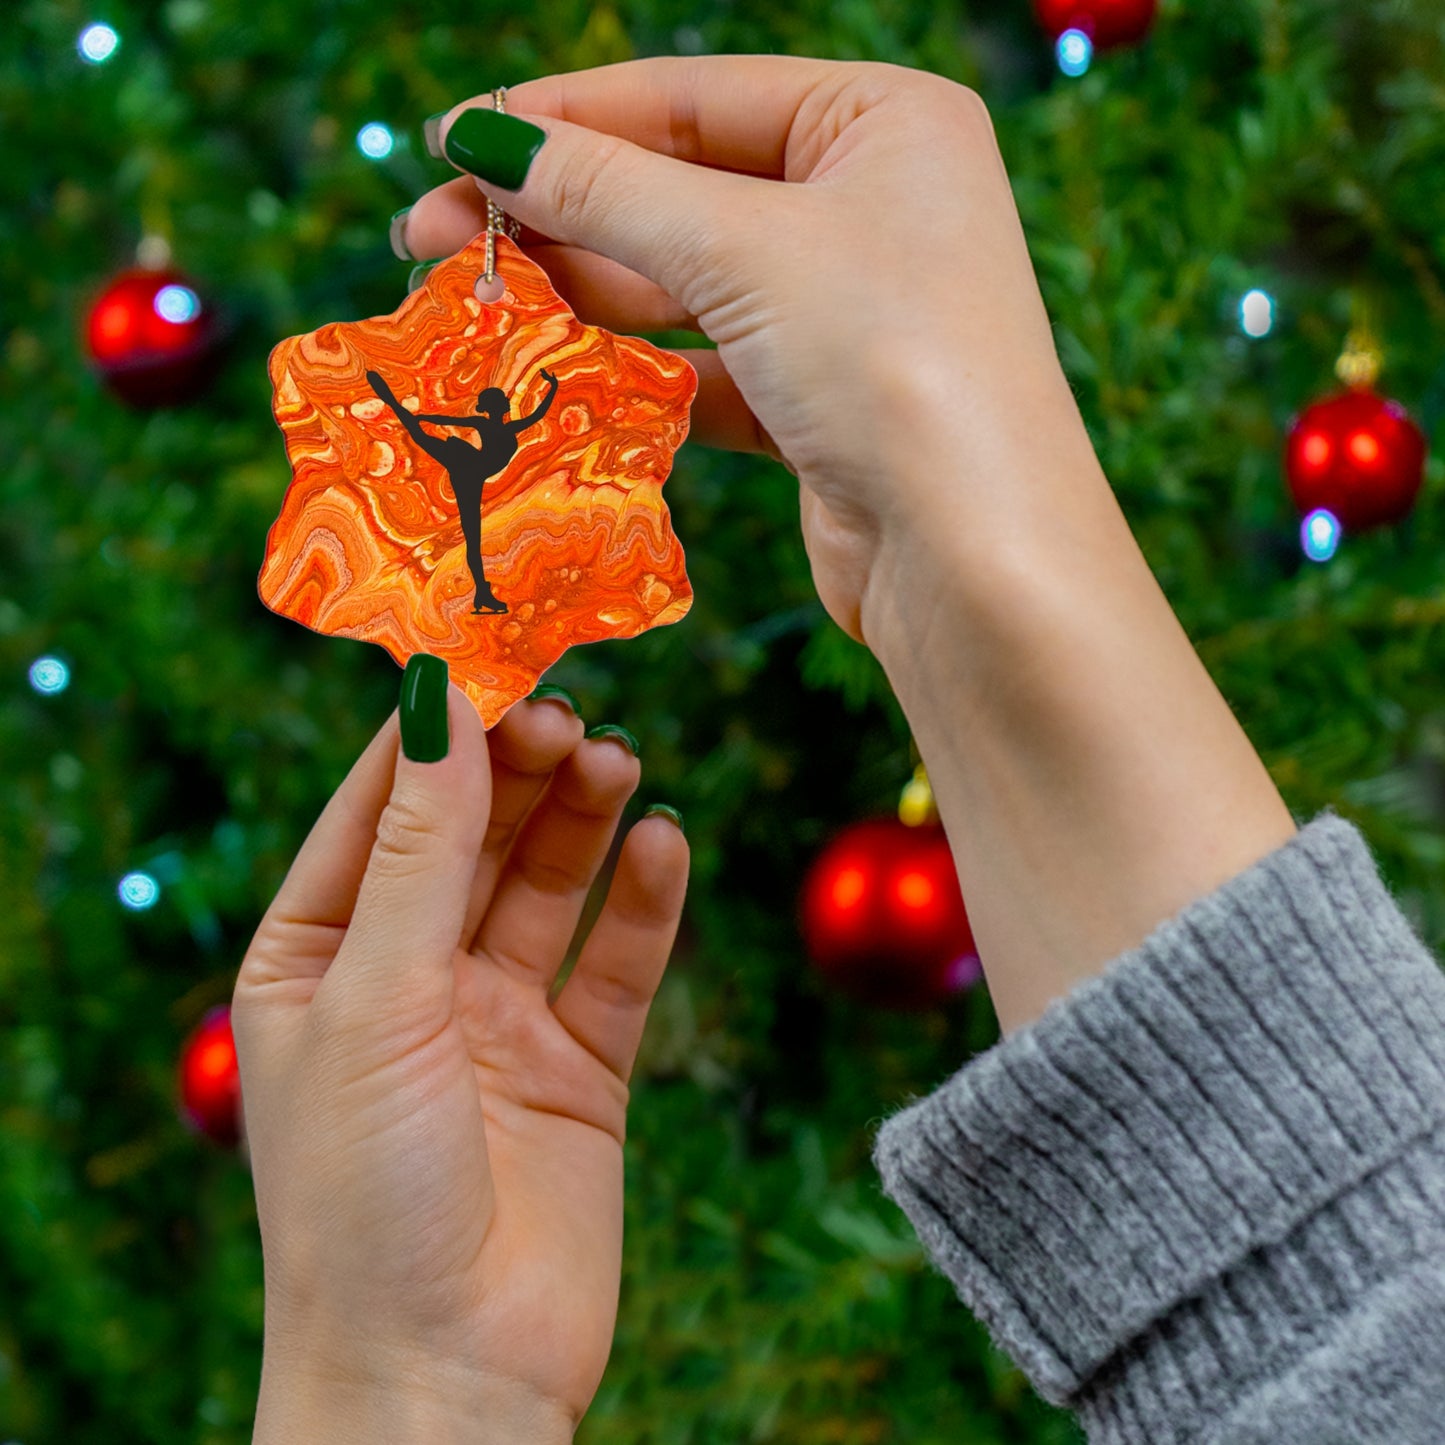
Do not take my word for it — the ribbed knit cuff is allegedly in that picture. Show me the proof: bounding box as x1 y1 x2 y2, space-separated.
870 810 1445 1424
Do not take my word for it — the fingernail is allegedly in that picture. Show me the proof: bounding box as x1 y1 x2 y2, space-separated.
423 112 447 160
400 653 450 762
389 206 413 261
585 723 639 756
526 684 581 716
408 260 441 294
443 107 547 191
644 803 684 835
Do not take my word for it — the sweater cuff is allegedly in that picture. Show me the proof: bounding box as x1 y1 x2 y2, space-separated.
870 810 1445 1408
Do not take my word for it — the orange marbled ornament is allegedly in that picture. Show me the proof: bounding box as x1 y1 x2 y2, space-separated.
260 232 695 726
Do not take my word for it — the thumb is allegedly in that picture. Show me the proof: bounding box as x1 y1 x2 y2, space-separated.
324 655 490 1028
437 104 759 317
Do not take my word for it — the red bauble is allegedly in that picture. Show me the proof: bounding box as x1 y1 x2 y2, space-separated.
799 818 981 1011
178 1005 242 1147
84 267 222 407
1034 0 1157 49
1284 388 1427 533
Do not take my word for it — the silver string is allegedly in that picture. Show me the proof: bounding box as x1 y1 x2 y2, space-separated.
483 87 523 285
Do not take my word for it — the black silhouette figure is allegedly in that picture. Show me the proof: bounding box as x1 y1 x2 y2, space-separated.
365 367 559 614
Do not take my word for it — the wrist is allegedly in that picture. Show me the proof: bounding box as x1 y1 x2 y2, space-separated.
857 427 1295 1036
254 1345 575 1445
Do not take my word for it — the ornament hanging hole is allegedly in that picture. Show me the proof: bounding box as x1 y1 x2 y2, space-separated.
474 275 506 305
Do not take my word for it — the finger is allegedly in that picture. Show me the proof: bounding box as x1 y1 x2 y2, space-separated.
399 177 699 330
433 99 765 311
674 348 788 464
322 680 491 1030
550 813 689 1084
237 713 402 992
459 692 587 950
470 733 642 991
500 55 857 177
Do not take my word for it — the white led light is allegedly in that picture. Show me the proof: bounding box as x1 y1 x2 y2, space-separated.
357 123 395 159
28 657 70 694
1240 288 1274 338
79 23 120 64
1057 29 1092 77
118 871 161 910
1301 508 1341 563
154 284 201 324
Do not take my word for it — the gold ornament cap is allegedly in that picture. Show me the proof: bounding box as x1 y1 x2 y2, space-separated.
898 764 938 827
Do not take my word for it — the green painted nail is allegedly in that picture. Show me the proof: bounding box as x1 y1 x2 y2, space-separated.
400 653 450 762
423 112 447 160
443 106 546 191
526 684 581 716
644 803 684 834
407 259 441 294
389 206 413 261
585 723 639 756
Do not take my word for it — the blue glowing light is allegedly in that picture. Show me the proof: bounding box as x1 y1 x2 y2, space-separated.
154 284 201 324
78 22 120 64
1240 288 1274 338
357 123 395 159
118 871 161 910
1301 508 1341 563
28 657 70 695
1057 29 1093 76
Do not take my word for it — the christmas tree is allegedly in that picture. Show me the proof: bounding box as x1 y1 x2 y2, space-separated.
3 0 1444 1440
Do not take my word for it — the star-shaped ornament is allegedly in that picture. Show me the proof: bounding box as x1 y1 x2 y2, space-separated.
259 232 696 725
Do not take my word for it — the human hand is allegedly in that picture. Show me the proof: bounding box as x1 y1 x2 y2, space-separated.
364 368 394 400
539 366 557 385
401 57 1099 644
232 673 688 1441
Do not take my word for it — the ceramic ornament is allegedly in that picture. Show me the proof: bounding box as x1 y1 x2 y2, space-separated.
259 231 696 726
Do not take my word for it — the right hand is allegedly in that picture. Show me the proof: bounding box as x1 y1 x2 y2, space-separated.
401 57 1095 643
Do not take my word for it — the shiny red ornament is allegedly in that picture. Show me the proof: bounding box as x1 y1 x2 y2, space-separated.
178 1005 242 1147
799 818 981 1011
84 266 222 406
1033 0 1157 49
1284 388 1427 533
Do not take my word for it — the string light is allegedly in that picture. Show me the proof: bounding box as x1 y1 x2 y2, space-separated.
78 22 120 64
356 122 395 159
1301 508 1341 563
153 284 201 324
118 872 161 910
1240 289 1274 338
1057 29 1093 76
28 657 70 695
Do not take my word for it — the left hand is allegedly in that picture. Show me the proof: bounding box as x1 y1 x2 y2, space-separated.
539 366 557 384
232 686 688 1437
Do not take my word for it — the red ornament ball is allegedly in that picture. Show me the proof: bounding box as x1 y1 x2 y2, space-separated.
799 817 981 1011
85 267 222 407
178 1005 242 1148
1034 0 1157 49
1285 388 1427 533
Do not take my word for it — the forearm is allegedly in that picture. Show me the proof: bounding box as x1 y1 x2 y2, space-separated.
859 384 1297 1037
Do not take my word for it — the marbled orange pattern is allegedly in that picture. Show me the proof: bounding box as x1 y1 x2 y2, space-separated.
260 233 695 726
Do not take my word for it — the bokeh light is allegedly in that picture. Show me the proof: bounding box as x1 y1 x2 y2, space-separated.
356 122 394 159
118 871 161 910
154 284 201 324
1240 288 1274 337
1057 29 1093 76
28 657 70 694
78 23 120 64
1301 508 1341 563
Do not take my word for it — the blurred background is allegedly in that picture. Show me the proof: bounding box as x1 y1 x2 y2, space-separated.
3 0 1445 1440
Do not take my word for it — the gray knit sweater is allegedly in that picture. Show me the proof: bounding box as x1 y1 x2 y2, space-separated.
870 809 1445 1442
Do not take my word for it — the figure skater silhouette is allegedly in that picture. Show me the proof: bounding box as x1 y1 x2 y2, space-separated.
365 367 559 614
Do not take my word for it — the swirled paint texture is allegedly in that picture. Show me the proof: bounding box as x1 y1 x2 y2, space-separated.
260 233 695 725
